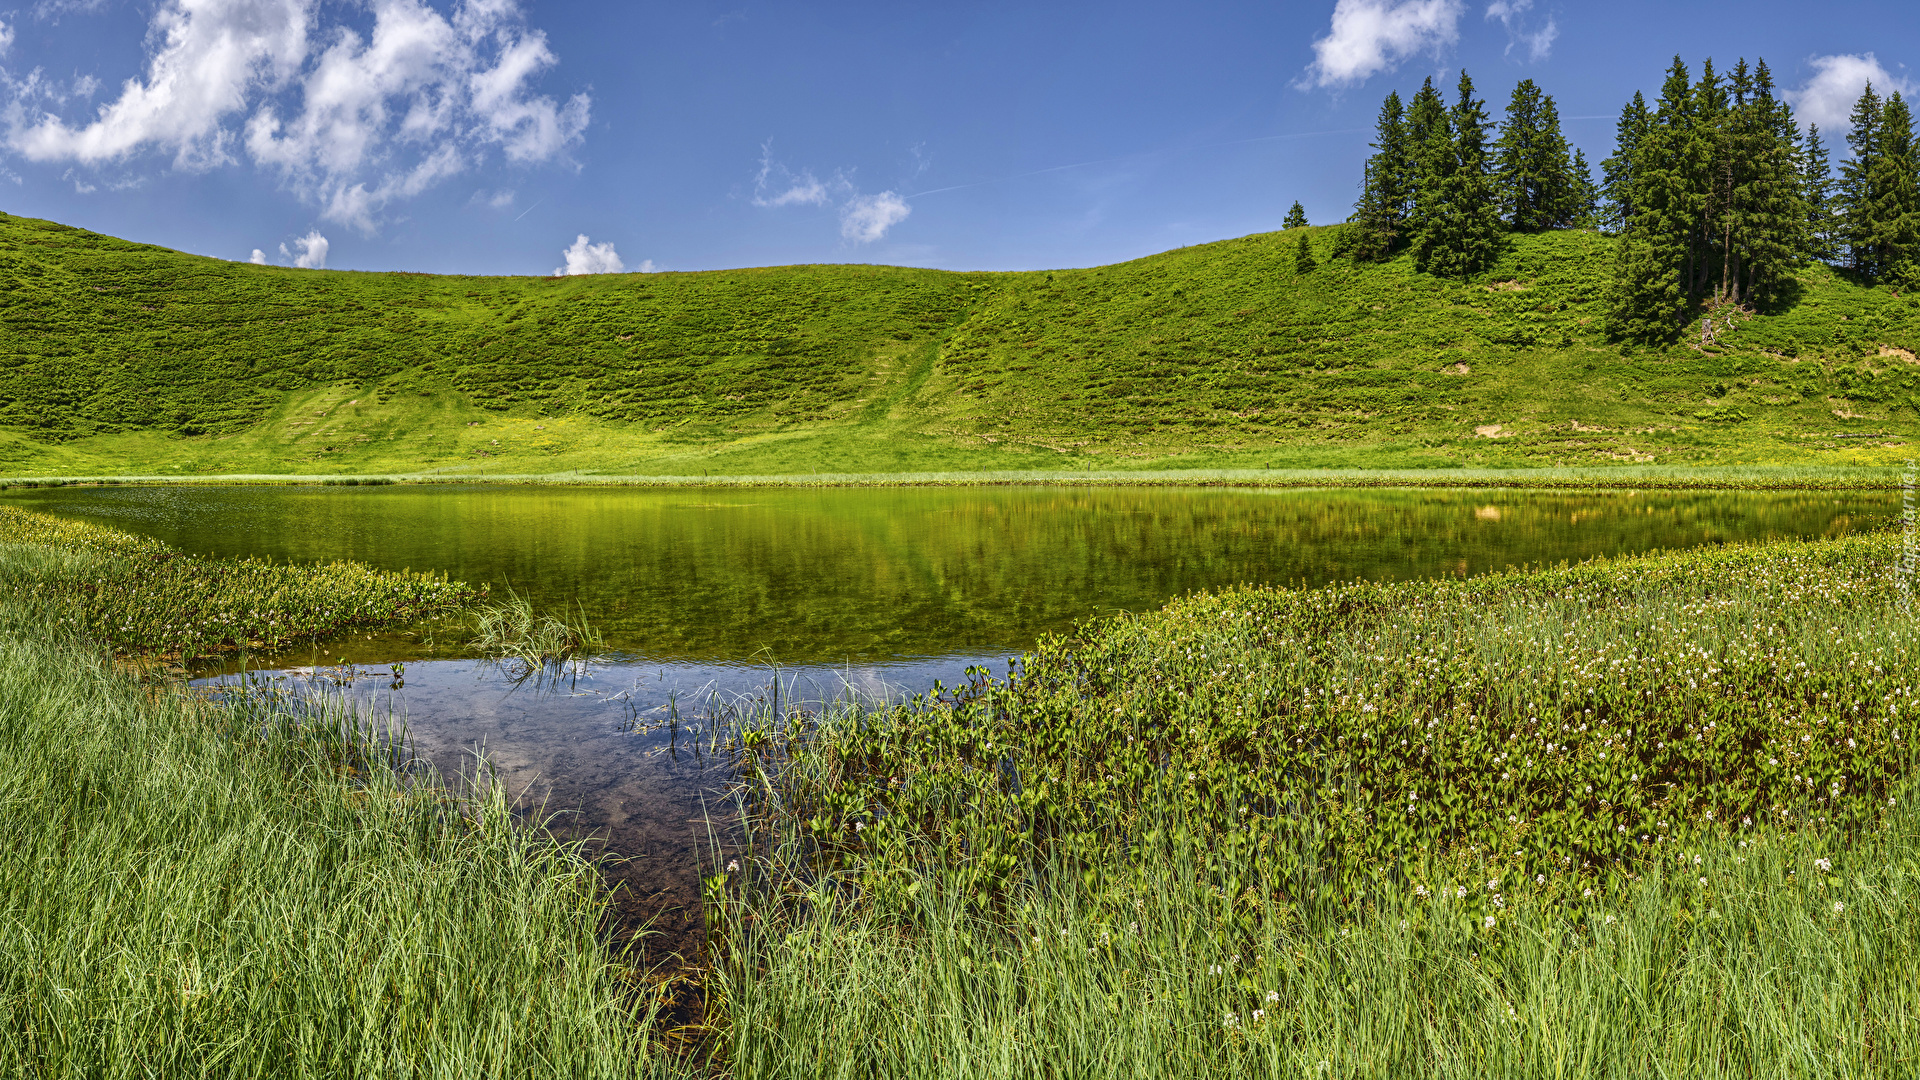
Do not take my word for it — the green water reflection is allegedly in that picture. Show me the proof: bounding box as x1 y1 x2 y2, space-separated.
7 485 1891 662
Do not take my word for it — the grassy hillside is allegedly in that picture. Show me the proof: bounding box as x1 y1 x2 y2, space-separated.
3 209 1917 477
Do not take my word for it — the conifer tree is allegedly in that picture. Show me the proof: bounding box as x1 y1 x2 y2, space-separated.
1347 91 1410 260
1606 58 1697 342
1875 92 1920 285
1569 147 1601 227
1294 230 1318 274
1495 79 1579 230
1284 201 1309 230
1601 92 1651 233
1838 83 1884 274
1718 58 1802 308
1802 124 1836 262
1606 55 1810 342
1410 70 1503 278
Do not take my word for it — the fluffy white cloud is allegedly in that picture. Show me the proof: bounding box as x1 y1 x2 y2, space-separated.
280 229 328 268
249 247 268 264
1788 54 1916 135
0 19 15 58
6 0 587 231
1485 0 1555 62
553 233 624 275
13 0 309 169
840 191 910 243
1301 0 1464 89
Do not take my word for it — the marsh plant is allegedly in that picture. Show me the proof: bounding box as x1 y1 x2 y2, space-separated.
693 530 1920 1076
0 507 478 664
471 588 606 675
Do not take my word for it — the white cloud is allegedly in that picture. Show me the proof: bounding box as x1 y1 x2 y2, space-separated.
61 167 93 192
1788 54 1917 134
1485 0 1555 62
13 0 309 169
280 229 328 268
634 258 657 273
840 191 910 243
553 233 624 275
249 247 268 263
752 143 914 244
6 0 588 231
1301 0 1464 89
751 141 829 206
0 19 15 57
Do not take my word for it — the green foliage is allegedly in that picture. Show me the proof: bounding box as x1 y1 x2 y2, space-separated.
1494 79 1584 231
0 506 479 663
0 552 660 1076
1 210 1917 478
1836 84 1920 280
733 532 1914 908
700 533 1920 1076
1283 201 1308 230
1410 71 1504 279
1292 230 1317 274
471 588 604 675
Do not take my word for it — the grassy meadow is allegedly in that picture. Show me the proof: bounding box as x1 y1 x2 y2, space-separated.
3 211 1918 479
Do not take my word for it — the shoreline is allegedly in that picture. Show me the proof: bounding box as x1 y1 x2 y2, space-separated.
0 463 1911 491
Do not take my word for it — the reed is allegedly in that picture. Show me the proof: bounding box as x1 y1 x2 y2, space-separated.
471 588 606 674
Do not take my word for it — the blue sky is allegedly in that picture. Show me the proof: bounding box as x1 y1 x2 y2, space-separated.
0 0 1913 276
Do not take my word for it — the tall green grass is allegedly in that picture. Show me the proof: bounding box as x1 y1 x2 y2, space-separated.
0 542 670 1076
472 588 606 675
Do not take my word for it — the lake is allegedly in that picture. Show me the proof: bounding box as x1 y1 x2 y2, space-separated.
9 483 1892 957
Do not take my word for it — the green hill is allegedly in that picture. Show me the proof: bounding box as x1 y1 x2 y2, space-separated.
1 209 1916 477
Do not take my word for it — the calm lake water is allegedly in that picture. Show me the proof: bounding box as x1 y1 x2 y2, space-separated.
11 483 1894 958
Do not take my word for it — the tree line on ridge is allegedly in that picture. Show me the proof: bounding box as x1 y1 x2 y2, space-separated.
1316 57 1920 345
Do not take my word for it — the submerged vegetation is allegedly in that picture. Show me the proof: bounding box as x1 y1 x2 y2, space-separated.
0 506 478 664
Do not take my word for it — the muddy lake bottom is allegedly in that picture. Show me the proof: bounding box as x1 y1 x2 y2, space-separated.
195 653 998 960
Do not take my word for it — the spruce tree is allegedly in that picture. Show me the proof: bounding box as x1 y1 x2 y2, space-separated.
1411 70 1503 278
1803 124 1836 262
1495 79 1579 230
1348 91 1411 261
1294 230 1318 274
1874 92 1920 285
1284 201 1309 230
1838 83 1884 274
1601 92 1651 233
1606 58 1697 343
1569 147 1601 227
1722 58 1802 308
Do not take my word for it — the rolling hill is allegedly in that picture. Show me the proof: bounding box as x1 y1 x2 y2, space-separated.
2 209 1916 477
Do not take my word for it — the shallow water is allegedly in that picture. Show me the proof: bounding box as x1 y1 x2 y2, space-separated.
12 483 1893 959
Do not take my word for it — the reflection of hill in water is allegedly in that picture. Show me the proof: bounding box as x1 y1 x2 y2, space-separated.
16 485 1893 662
